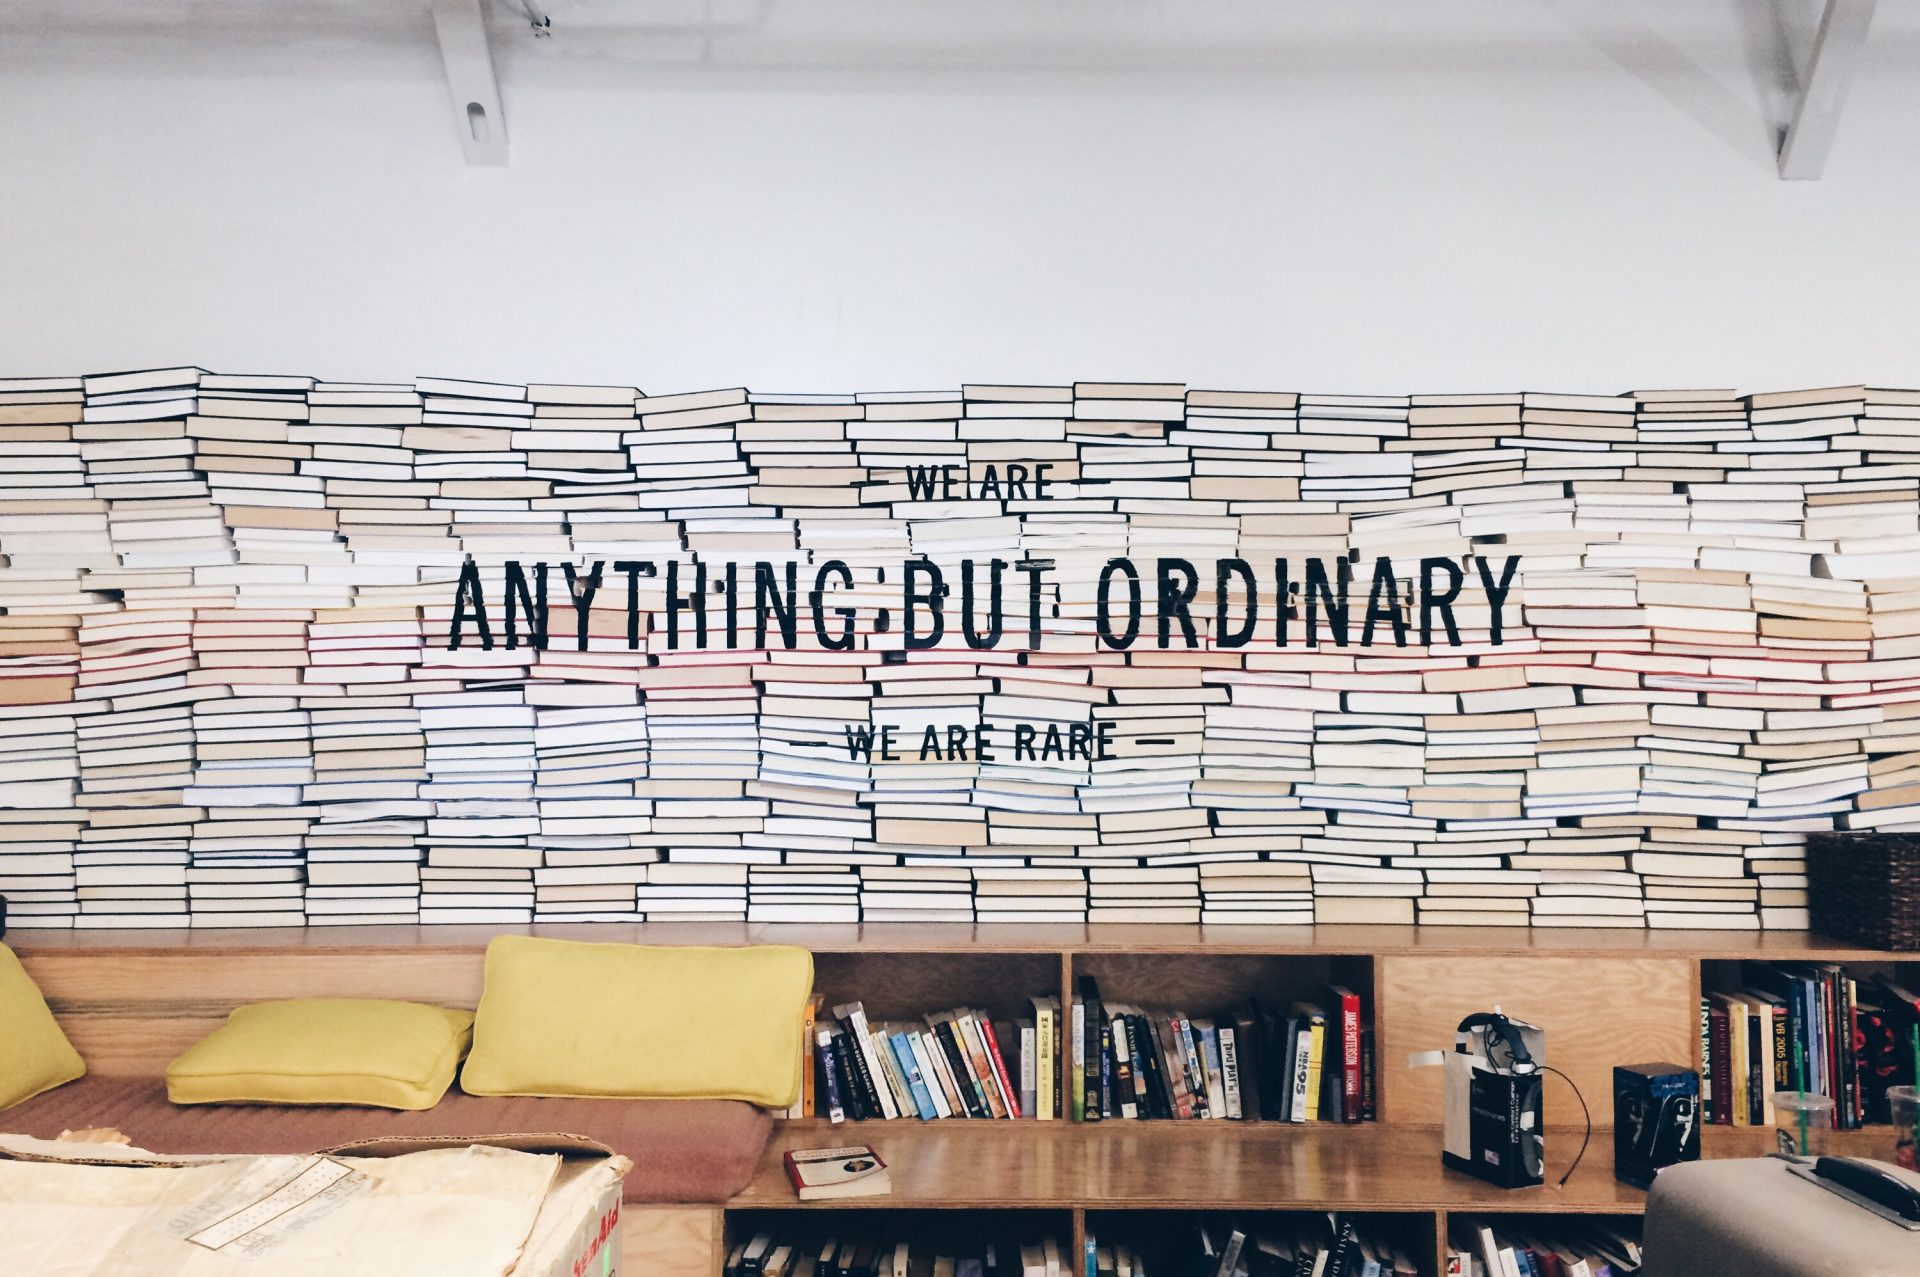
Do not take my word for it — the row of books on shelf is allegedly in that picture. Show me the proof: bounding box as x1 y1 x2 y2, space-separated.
723 1216 1424 1277
725 1230 1068 1277
790 979 1374 1124
1701 964 1920 1129
798 995 1024 1123
1448 1220 1642 1277
1150 1218 1420 1277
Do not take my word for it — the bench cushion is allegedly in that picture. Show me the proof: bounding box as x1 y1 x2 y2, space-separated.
2 1074 771 1204
167 1000 475 1110
0 943 85 1110
462 937 814 1108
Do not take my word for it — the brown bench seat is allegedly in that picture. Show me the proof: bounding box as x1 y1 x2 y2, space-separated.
11 929 789 1269
6 1073 773 1205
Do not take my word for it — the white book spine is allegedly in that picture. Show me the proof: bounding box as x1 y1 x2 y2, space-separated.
1113 1015 1139 1120
1218 1025 1243 1119
1070 997 1086 1119
1290 1029 1313 1123
925 1026 969 1119
908 1029 953 1119
1197 1024 1227 1119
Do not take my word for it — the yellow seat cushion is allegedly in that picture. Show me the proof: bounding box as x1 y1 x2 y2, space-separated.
460 937 814 1107
0 943 86 1110
166 999 474 1110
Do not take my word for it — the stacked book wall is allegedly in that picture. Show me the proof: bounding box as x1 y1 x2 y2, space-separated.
3 371 1919 929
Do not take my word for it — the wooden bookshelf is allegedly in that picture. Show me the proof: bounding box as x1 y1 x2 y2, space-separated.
13 923 1915 1277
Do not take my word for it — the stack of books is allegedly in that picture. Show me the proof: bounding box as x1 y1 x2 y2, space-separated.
4 370 1920 930
1703 964 1920 1129
1448 1218 1642 1277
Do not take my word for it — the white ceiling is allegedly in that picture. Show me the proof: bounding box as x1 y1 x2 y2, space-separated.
2 0 1914 72
3 0 1916 391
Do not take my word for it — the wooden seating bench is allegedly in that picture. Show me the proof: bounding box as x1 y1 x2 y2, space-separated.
10 925 772 1276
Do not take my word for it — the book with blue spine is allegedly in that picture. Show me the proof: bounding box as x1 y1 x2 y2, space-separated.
890 1029 939 1120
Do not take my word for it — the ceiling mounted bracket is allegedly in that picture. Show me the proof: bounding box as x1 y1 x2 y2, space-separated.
432 0 509 166
1777 0 1879 180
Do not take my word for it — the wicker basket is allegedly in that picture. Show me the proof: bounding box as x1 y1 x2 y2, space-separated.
1806 832 1920 951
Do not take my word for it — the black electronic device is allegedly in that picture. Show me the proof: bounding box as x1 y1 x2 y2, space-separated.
1614 1062 1701 1188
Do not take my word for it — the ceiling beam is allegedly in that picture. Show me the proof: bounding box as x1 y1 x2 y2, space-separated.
431 0 508 167
1778 0 1878 180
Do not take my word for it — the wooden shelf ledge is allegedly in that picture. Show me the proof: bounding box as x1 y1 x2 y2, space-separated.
7 923 1907 962
735 1122 1886 1214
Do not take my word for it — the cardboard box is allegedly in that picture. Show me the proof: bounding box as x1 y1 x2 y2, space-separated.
0 1131 629 1275
521 1156 623 1277
326 1133 626 1277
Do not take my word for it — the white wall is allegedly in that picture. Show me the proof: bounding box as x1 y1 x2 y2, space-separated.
2 0 1917 395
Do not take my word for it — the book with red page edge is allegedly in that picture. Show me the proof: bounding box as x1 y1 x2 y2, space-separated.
782 1144 891 1201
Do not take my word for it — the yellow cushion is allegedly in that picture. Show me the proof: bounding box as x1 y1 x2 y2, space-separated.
460 937 813 1107
0 943 85 1110
166 999 474 1110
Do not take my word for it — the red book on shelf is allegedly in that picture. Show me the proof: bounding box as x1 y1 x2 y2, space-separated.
975 1010 1024 1119
1707 997 1733 1125
1329 984 1364 1124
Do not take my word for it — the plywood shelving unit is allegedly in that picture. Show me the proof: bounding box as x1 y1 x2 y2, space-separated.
16 924 1913 1277
728 924 1911 1277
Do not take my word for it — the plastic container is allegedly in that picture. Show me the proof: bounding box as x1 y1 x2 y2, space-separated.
1772 1091 1834 1159
1889 1085 1918 1172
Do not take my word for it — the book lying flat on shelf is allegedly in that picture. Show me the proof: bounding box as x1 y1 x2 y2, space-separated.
783 1144 892 1201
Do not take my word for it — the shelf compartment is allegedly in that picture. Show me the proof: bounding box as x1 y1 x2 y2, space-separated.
1084 1209 1438 1277
720 1207 1076 1276
810 949 1061 1036
1697 955 1920 1130
1380 952 1696 1132
1443 1211 1643 1277
1070 950 1376 1123
1070 952 1371 1021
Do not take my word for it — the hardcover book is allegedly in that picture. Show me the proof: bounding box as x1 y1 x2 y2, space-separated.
783 1145 891 1202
